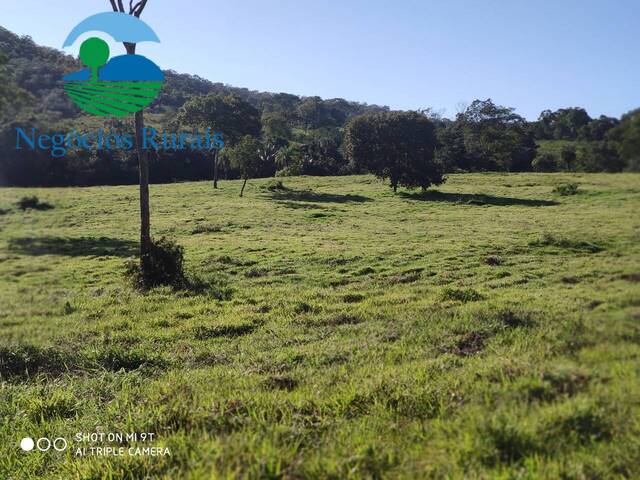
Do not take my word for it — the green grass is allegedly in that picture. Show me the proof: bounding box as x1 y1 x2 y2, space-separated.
1 172 639 479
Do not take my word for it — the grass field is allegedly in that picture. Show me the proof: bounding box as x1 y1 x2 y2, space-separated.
0 173 639 479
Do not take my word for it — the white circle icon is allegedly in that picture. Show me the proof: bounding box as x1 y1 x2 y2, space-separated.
37 437 51 451
53 437 68 451
20 437 35 451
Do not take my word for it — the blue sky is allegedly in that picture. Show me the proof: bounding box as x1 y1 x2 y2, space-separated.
2 0 638 120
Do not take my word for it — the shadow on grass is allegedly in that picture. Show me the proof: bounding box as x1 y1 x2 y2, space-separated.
400 191 558 207
268 189 372 204
8 236 138 257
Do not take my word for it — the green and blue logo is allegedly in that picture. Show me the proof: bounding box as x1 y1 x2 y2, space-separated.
61 12 163 117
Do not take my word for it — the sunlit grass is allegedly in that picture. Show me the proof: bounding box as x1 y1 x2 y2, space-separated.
0 172 639 478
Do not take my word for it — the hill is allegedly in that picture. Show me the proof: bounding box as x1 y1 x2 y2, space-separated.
1 173 639 478
0 26 388 126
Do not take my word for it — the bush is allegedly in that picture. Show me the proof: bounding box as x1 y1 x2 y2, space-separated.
440 287 484 302
125 237 185 289
553 183 579 196
15 195 53 210
265 180 287 191
532 152 558 172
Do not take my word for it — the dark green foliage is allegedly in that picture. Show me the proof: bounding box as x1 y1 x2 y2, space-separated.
535 108 592 140
484 255 503 266
175 93 261 146
264 179 287 191
125 237 185 289
191 223 223 234
553 183 579 196
576 141 625 172
345 111 443 191
608 109 640 171
0 345 71 380
560 145 577 170
15 195 53 210
435 100 538 172
529 233 604 253
194 323 256 339
91 346 163 372
578 115 619 141
225 136 267 196
532 153 558 172
440 287 485 302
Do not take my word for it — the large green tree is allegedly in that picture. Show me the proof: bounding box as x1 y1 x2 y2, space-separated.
456 99 537 171
176 93 261 187
344 111 443 192
609 109 640 171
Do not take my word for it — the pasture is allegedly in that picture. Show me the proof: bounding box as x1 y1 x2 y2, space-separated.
0 173 639 479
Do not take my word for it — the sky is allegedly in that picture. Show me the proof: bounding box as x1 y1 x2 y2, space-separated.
2 0 638 120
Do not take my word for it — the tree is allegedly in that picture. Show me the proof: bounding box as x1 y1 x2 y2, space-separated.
79 37 110 83
577 142 625 172
344 111 443 192
261 112 291 146
608 109 640 171
560 145 577 171
532 152 558 172
109 0 153 279
225 136 263 197
534 108 591 140
456 99 537 171
176 93 261 187
579 115 619 141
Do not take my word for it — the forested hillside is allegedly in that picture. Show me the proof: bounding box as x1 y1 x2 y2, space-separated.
0 25 638 187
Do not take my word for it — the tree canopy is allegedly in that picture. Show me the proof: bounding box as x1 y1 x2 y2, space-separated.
345 111 443 192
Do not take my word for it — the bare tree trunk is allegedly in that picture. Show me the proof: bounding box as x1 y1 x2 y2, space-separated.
124 43 151 272
111 0 151 275
240 178 247 197
213 149 219 189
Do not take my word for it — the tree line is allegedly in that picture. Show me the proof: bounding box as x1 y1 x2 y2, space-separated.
0 25 638 188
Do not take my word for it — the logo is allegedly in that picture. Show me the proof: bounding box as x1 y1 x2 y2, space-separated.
61 12 163 117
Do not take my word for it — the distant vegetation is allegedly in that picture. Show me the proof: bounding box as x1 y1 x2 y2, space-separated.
0 25 638 189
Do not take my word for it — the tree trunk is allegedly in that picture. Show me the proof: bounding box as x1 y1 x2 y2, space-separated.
213 149 219 189
125 42 152 272
240 178 248 197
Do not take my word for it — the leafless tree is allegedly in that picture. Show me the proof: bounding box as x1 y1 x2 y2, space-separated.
109 0 152 275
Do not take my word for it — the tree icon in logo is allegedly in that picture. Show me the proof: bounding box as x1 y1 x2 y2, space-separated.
79 38 110 83
62 12 163 117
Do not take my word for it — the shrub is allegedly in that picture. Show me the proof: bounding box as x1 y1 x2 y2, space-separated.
553 183 579 196
125 237 185 289
440 287 485 302
265 180 287 191
191 223 223 234
484 255 503 266
15 195 53 210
